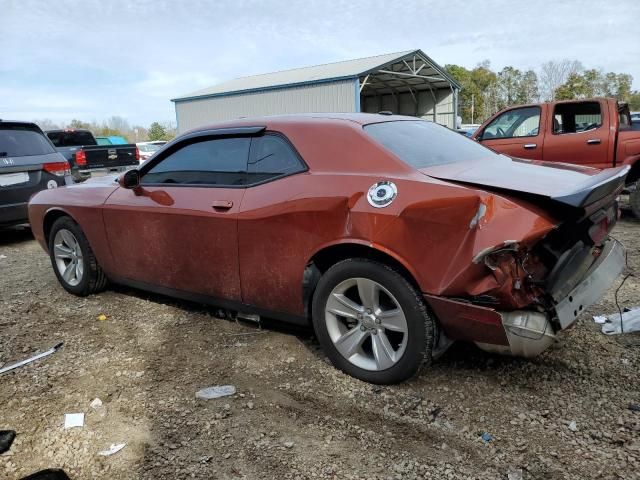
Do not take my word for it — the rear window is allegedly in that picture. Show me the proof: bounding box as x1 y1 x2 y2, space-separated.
364 120 497 168
47 131 97 147
553 102 602 134
0 125 56 157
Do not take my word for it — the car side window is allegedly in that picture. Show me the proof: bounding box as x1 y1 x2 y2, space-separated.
481 106 541 140
553 102 602 134
247 134 305 184
142 137 250 186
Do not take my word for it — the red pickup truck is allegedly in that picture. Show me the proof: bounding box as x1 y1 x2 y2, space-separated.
472 98 640 217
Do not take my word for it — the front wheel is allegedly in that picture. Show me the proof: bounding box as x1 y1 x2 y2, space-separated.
48 216 108 296
312 259 434 384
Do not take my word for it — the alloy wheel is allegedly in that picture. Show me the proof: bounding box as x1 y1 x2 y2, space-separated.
324 277 408 371
53 229 84 287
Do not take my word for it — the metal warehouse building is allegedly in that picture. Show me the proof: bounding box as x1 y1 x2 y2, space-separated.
172 49 460 133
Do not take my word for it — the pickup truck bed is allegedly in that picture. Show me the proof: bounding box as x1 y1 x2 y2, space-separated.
46 129 138 181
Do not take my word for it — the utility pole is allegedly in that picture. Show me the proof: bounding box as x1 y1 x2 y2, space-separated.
471 94 475 124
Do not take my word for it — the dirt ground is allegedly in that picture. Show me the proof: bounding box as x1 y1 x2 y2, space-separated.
1 216 639 480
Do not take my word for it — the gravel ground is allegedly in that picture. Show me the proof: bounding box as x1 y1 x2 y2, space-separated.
0 217 639 480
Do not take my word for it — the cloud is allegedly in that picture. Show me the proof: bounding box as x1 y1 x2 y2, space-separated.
135 71 219 99
3 0 639 126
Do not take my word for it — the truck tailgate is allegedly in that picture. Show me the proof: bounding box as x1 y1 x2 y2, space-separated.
82 145 138 169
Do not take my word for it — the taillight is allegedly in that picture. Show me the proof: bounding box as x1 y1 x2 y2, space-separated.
43 161 71 177
135 147 140 163
75 150 87 166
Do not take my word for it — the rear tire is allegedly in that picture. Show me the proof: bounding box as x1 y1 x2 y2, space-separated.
48 216 108 296
312 258 434 384
630 180 640 220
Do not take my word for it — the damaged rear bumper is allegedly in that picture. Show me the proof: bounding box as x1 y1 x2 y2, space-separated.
426 239 626 358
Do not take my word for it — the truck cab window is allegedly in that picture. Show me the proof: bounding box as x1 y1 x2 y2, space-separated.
481 107 540 140
553 102 602 134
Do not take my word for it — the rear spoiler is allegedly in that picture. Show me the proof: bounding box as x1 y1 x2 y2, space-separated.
552 165 629 208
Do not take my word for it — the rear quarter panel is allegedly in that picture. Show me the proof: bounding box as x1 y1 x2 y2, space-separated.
239 120 558 316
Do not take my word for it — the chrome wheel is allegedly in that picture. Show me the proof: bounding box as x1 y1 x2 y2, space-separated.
324 277 408 371
53 229 84 287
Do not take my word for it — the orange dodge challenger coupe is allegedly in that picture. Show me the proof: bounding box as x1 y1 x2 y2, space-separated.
28 113 627 384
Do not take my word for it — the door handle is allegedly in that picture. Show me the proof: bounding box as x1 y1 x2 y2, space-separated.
587 139 601 145
212 200 233 210
523 143 537 149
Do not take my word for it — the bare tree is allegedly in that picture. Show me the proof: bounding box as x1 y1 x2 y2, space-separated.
34 119 60 130
539 60 583 101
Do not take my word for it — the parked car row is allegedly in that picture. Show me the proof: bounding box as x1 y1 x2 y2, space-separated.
45 129 139 182
136 140 166 162
0 122 169 227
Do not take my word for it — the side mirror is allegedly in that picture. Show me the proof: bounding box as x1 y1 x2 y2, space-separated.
119 169 140 189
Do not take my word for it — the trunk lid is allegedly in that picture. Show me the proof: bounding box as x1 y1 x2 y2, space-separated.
420 156 629 209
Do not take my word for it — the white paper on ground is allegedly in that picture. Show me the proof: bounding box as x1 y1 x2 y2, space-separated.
594 307 640 335
196 385 236 399
98 443 126 456
90 398 103 408
64 413 85 429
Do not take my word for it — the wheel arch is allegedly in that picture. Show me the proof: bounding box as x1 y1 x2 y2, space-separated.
302 241 422 318
43 208 78 247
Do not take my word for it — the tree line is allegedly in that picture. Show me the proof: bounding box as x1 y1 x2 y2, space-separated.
445 59 640 124
34 116 177 142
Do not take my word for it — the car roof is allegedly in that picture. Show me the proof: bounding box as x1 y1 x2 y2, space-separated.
0 119 41 129
186 112 420 135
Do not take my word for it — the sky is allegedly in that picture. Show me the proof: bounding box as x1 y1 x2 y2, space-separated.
3 0 639 127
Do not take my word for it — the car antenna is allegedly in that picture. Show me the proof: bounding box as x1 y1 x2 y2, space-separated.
378 111 393 116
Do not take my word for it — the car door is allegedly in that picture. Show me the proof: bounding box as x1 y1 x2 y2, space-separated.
542 100 610 169
103 131 253 302
237 133 311 315
477 105 545 160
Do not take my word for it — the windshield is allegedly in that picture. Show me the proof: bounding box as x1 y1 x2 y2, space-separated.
138 144 162 153
364 120 498 168
0 125 56 157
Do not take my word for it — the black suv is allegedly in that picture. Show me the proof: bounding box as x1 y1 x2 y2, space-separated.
0 121 72 227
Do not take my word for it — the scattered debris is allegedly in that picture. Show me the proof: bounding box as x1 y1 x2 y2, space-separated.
371 385 383 394
593 315 607 324
593 307 640 335
0 430 16 454
89 398 103 408
629 403 640 412
508 469 524 480
195 385 236 400
0 343 64 375
97 314 107 321
568 421 578 432
0 255 7 260
401 395 424 415
480 432 493 442
63 413 84 429
283 441 295 449
98 443 126 456
430 406 443 421
19 469 71 480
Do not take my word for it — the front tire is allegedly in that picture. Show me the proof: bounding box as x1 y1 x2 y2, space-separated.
312 258 434 384
48 216 108 296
